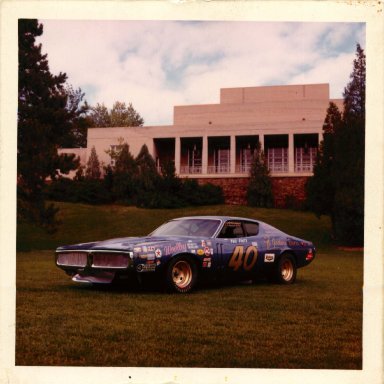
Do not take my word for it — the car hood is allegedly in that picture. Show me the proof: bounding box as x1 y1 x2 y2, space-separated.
56 235 200 252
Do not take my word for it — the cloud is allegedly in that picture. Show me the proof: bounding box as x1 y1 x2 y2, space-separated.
38 20 365 125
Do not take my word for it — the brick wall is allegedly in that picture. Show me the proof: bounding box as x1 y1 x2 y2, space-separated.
195 176 309 207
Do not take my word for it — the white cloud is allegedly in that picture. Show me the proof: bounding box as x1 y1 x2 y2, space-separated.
38 20 365 125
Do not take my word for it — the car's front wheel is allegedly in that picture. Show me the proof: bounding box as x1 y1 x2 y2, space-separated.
274 253 297 284
166 256 197 293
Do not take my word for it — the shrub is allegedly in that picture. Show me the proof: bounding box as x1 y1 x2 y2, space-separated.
45 177 112 205
182 179 224 205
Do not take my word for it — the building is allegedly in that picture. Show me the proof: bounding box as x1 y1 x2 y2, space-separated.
61 83 342 206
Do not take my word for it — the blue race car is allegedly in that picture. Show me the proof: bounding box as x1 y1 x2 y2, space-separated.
55 216 315 293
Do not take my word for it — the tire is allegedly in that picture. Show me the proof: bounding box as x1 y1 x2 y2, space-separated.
274 253 297 284
166 256 198 293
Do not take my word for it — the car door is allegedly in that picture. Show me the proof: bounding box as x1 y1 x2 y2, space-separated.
215 220 257 280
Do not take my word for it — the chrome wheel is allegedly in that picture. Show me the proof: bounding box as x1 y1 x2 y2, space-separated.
280 259 294 282
172 260 192 289
275 254 297 284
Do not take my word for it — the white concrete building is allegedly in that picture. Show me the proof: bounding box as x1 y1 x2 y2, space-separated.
61 83 342 205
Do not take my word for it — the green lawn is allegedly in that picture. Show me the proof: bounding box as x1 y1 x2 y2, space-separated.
16 203 363 368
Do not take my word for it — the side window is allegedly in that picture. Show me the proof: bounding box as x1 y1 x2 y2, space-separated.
218 221 245 238
243 221 259 237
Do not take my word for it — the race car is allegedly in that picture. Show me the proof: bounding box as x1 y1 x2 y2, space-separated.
55 216 315 293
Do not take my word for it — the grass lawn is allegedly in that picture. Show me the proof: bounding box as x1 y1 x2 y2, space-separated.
16 203 363 368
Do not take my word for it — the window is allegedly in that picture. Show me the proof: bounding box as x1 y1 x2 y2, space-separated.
218 221 245 238
150 219 221 237
243 222 259 236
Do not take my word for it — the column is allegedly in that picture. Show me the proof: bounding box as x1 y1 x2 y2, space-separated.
230 135 236 174
259 134 264 151
288 133 294 173
175 137 181 175
202 136 208 175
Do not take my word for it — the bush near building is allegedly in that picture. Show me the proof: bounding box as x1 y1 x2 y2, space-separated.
46 145 224 208
247 142 274 208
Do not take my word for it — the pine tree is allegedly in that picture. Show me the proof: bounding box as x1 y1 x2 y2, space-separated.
112 143 138 202
343 44 365 122
247 142 274 207
306 102 342 221
18 19 79 231
332 45 365 245
135 144 159 190
135 145 160 207
307 44 365 246
85 146 101 179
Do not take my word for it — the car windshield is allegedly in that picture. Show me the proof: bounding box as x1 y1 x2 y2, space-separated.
150 219 221 237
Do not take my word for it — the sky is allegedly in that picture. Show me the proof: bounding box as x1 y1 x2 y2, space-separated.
37 20 365 126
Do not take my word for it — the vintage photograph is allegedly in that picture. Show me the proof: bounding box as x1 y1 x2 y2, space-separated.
1 1 383 384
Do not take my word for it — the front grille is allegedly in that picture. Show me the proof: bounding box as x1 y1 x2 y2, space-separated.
57 252 88 267
92 253 130 268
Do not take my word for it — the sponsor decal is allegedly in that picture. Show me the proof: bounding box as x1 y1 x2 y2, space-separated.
270 239 286 248
187 242 199 250
191 250 196 254
230 239 238 244
142 246 147 252
146 259 155 264
287 239 307 247
140 253 155 260
201 239 213 248
137 263 156 272
264 237 271 249
203 257 211 262
164 242 187 255
204 247 211 256
133 247 142 253
264 253 275 263
225 221 241 227
229 245 258 271
238 238 248 243
155 249 162 258
252 242 258 247
147 246 156 252
156 260 161 266
197 249 205 256
202 261 212 268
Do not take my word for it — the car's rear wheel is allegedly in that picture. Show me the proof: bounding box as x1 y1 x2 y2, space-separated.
274 253 297 284
166 256 197 293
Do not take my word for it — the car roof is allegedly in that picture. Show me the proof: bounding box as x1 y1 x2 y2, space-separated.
171 216 264 224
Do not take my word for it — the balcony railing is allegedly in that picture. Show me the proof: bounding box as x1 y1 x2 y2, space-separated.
236 164 252 174
207 165 230 174
267 148 288 173
295 147 317 173
180 165 202 174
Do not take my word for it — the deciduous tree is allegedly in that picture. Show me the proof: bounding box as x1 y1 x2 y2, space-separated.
88 101 144 127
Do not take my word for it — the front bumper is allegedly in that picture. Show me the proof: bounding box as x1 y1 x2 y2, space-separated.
55 249 135 283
